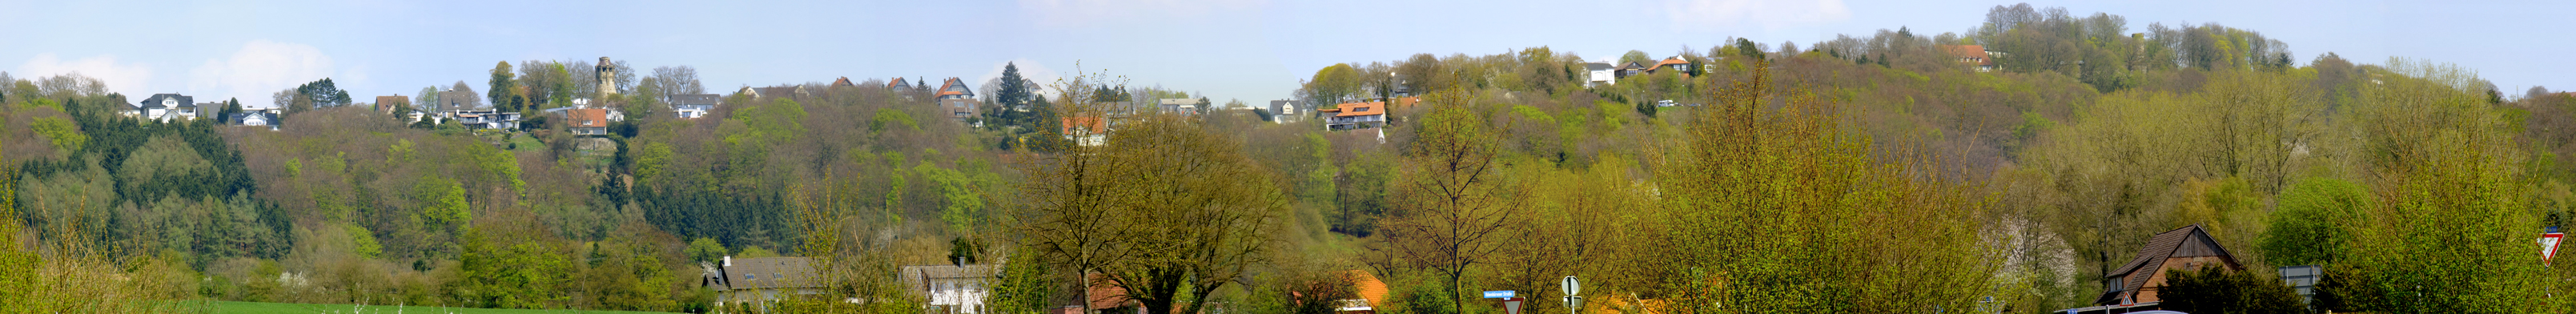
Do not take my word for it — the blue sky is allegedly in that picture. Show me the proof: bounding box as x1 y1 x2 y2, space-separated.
3 0 2567 108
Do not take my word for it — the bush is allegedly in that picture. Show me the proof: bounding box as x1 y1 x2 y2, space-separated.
2157 265 2305 314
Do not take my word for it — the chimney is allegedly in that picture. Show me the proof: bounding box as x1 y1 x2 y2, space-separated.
954 256 964 267
721 256 733 268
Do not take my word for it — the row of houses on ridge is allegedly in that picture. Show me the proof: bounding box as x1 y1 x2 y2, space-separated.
117 93 282 129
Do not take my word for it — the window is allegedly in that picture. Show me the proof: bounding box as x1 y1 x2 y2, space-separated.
746 274 758 280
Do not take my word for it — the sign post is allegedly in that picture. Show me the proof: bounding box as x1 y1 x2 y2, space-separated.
1561 276 1582 314
1484 291 1521 314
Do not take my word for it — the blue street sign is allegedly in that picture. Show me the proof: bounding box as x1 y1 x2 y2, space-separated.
1483 291 1515 299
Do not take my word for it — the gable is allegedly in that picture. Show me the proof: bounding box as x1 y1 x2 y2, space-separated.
2099 224 2241 304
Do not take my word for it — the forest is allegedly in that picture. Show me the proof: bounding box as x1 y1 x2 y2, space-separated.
0 3 2570 314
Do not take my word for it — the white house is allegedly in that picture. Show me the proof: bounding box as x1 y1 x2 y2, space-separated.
132 94 200 122
671 94 721 119
899 264 1005 314
1585 62 1617 87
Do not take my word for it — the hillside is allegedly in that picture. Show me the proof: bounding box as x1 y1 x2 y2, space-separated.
0 3 2571 314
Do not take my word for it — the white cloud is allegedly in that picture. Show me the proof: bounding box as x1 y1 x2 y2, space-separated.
188 40 336 108
14 54 155 96
975 58 1065 97
1019 0 1264 26
1664 0 1851 30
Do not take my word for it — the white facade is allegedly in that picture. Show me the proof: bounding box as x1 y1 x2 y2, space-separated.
901 264 1004 314
1586 62 1617 87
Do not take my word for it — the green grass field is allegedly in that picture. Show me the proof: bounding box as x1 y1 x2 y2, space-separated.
208 301 678 314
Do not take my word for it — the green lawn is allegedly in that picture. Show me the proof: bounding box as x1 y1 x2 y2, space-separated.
209 301 679 314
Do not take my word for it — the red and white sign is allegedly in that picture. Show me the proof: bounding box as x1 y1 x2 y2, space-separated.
2543 231 2563 265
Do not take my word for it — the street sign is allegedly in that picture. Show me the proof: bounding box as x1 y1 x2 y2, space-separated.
1484 291 1516 299
2542 228 2563 265
1561 276 1581 296
1503 297 1523 314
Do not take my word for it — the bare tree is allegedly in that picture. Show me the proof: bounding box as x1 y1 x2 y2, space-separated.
651 66 704 103
1374 87 1519 314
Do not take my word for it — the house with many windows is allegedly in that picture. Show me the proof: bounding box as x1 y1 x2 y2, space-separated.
702 256 826 312
131 94 200 122
1316 97 1415 131
899 263 1005 314
1939 45 1997 72
671 94 721 119
937 78 981 120
1585 62 1618 87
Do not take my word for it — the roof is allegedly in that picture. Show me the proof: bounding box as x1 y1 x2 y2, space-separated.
1653 57 1692 68
671 94 723 106
2098 224 2241 304
376 95 409 107
896 264 1003 293
1332 101 1388 117
833 77 856 87
1937 45 1988 58
137 94 192 109
1342 270 1388 308
1938 45 1995 66
709 257 826 291
888 77 911 89
1063 116 1107 135
937 78 973 98
568 108 610 128
752 86 806 98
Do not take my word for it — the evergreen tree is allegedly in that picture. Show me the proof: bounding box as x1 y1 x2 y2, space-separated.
989 62 1037 131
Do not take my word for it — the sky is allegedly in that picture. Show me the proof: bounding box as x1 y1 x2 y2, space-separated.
2 0 2569 109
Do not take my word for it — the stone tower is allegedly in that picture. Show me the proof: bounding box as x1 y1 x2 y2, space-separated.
596 57 617 96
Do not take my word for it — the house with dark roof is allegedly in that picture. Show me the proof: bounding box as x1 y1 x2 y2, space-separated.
1614 62 1648 78
1266 100 1302 123
702 256 827 312
898 264 1005 314
1939 45 1996 72
2064 224 2243 314
132 94 199 122
671 94 721 119
229 108 283 130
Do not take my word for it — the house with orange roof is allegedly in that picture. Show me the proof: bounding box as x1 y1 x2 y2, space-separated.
1318 101 1388 131
1938 45 1996 72
564 107 613 136
1643 57 1694 76
1063 116 1108 147
938 78 983 120
1334 270 1391 313
889 77 914 90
